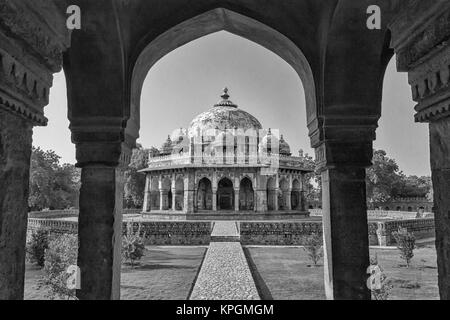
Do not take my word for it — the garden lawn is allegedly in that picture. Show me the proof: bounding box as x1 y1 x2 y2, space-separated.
25 246 206 300
244 244 439 300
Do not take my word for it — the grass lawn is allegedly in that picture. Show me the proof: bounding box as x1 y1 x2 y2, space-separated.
25 246 206 300
244 244 439 300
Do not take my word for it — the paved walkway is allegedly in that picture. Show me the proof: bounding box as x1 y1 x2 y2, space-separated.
210 221 240 241
190 221 260 300
189 242 260 300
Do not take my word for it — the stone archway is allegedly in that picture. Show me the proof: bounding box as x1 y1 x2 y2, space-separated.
217 178 234 211
197 178 212 210
239 177 254 211
129 8 317 146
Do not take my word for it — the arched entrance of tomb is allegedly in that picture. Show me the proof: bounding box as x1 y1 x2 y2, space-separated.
217 178 234 211
175 178 184 211
266 177 276 211
197 178 212 211
279 178 290 210
291 179 301 210
239 177 254 211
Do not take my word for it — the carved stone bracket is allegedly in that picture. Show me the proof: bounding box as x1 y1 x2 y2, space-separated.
0 48 51 125
0 0 70 72
0 0 69 126
390 1 450 123
409 44 450 122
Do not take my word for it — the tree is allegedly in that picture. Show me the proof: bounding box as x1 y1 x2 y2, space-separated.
297 149 321 204
392 227 416 268
124 144 150 209
38 234 78 300
366 150 405 205
29 147 80 211
303 232 323 266
397 175 432 198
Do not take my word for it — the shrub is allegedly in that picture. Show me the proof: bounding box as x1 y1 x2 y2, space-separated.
38 234 78 300
368 254 393 300
303 233 323 266
122 222 146 267
26 229 49 267
392 227 416 268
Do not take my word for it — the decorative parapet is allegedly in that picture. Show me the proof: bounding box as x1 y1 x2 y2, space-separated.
145 151 311 171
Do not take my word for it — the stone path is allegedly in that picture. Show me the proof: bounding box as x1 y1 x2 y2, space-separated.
189 221 260 300
210 221 240 242
189 242 260 300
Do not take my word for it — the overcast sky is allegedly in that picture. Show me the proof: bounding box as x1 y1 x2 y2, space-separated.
33 31 430 176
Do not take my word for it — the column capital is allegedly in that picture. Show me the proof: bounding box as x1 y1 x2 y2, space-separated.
315 140 373 172
75 142 131 168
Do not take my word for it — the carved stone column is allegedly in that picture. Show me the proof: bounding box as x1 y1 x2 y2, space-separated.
0 110 33 300
142 176 150 212
314 138 373 300
234 188 240 212
429 120 450 299
390 2 450 299
184 173 195 213
0 1 69 299
273 188 279 211
212 189 218 211
171 187 177 211
75 143 131 300
285 189 292 211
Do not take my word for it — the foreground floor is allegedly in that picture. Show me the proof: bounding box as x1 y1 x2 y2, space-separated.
25 245 439 300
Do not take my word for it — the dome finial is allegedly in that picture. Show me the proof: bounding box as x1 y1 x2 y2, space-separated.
221 87 230 100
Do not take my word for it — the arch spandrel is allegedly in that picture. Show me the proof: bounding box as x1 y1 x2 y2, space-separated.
128 7 319 146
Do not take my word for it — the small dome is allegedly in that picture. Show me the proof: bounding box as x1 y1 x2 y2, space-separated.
171 128 187 144
160 135 173 155
259 128 279 153
279 135 291 156
171 128 189 153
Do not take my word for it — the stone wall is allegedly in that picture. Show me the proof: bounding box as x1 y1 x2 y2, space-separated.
309 209 431 220
27 218 212 245
28 209 143 219
28 210 79 219
240 221 323 245
27 217 434 247
127 221 212 245
240 218 435 246
369 218 436 246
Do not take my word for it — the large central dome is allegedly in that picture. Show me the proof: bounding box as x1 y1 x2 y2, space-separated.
188 88 262 136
